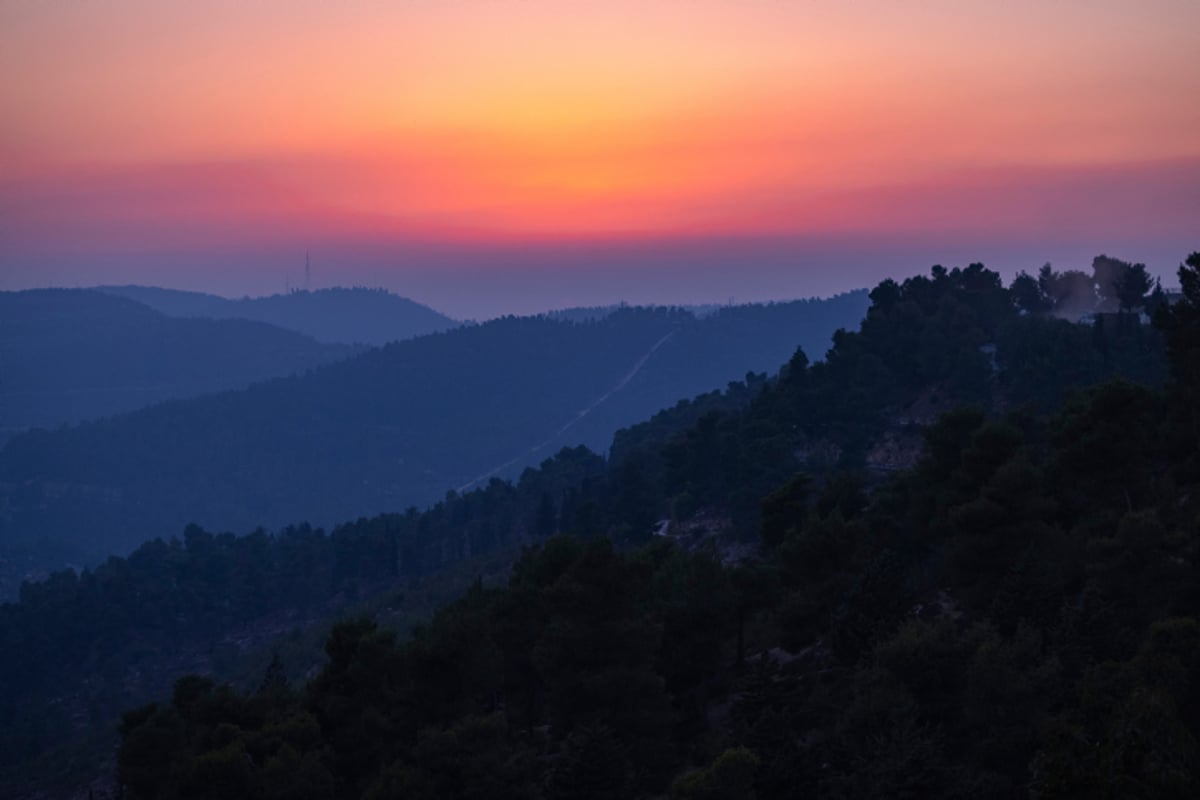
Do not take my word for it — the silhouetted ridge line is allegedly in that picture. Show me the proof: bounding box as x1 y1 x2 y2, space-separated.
97 284 459 345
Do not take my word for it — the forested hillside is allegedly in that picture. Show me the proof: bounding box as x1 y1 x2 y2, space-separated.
109 253 1200 799
98 286 459 345
0 256 1187 798
0 289 357 442
0 293 869 579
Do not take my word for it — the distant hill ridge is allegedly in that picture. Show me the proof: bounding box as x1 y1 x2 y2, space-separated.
98 285 460 345
543 302 726 323
0 289 357 441
0 292 871 573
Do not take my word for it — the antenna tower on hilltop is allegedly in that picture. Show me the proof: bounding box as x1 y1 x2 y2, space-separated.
305 251 312 292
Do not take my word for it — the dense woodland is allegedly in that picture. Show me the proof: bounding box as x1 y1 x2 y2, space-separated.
109 253 1199 799
0 254 1190 797
105 255 1200 800
0 292 869 577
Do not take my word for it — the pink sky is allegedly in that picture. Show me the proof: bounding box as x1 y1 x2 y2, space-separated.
2 0 1197 316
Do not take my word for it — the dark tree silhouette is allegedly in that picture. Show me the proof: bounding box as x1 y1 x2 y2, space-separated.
1010 269 1051 314
1114 261 1153 313
1038 264 1096 316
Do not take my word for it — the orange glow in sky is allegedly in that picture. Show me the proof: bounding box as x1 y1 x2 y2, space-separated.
2 0 1198 310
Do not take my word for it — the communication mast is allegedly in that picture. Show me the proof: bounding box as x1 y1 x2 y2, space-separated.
305 251 312 292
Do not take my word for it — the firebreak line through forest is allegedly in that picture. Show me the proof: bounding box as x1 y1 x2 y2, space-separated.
457 330 677 493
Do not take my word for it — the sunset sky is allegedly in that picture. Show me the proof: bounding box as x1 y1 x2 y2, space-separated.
2 0 1198 317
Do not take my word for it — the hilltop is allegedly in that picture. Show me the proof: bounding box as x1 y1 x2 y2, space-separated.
0 289 356 442
98 285 459 345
